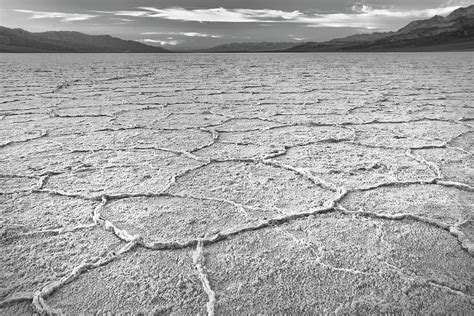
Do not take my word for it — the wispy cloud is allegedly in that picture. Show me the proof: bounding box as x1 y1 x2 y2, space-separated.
15 5 465 29
180 32 221 38
108 5 464 29
443 0 473 6
141 38 180 46
141 31 221 38
14 9 97 22
115 7 302 23
108 11 149 17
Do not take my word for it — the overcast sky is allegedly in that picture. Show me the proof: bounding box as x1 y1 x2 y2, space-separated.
1 0 472 49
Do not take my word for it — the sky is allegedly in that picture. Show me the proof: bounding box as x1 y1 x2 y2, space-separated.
0 0 473 49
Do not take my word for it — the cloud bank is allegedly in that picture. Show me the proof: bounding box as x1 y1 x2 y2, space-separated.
135 7 301 23
142 31 221 38
141 38 180 45
113 5 464 29
14 9 96 22
12 4 466 30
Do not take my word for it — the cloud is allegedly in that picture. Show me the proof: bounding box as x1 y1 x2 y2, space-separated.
180 32 221 38
117 7 302 23
141 31 221 38
443 0 473 6
141 38 180 46
14 9 96 22
104 5 465 29
140 31 222 47
24 5 462 29
110 11 149 17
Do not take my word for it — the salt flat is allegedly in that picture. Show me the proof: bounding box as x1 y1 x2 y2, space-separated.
0 52 473 314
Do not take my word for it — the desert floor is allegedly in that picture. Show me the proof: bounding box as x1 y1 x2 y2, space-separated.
0 53 473 314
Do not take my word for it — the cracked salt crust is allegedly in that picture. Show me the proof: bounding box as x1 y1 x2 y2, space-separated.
0 53 473 314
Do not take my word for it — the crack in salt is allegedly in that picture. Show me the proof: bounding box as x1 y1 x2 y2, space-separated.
193 239 217 316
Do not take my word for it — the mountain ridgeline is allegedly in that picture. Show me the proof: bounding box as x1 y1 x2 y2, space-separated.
200 42 297 53
0 27 170 53
286 5 474 52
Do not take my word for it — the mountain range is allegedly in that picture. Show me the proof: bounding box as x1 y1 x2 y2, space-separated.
198 42 297 53
0 5 473 53
286 4 474 52
0 27 170 53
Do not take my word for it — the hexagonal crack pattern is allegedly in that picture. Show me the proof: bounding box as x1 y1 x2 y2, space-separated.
1 53 473 314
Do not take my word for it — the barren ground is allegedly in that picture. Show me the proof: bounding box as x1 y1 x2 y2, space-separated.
0 53 473 314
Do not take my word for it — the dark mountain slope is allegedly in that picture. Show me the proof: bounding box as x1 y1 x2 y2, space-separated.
202 42 297 53
287 5 474 52
0 27 170 53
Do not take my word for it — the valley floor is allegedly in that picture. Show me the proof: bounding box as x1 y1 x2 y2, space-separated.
0 53 473 314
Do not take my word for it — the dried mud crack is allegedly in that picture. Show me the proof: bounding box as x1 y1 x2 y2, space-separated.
1 54 473 314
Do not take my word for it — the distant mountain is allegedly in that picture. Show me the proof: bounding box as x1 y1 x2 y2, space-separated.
0 27 170 53
287 5 474 52
203 41 298 52
327 32 395 44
